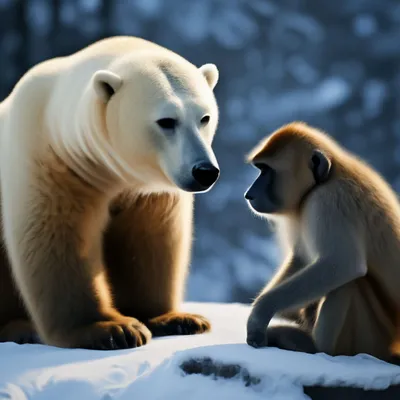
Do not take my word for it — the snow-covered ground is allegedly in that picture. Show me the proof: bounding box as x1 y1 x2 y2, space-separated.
1 302 400 400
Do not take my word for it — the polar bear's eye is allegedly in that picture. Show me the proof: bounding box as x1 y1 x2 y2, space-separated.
156 118 178 130
201 115 210 125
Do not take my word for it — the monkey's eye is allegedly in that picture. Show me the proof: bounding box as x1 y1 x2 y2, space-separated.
156 118 178 130
311 154 320 168
200 115 210 125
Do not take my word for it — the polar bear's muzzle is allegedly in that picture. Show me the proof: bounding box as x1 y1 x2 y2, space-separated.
160 128 220 193
171 158 220 194
189 162 220 192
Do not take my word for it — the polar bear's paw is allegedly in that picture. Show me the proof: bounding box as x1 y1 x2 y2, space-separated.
146 312 211 337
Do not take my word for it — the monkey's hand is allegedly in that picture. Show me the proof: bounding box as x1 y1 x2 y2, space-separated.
246 309 273 349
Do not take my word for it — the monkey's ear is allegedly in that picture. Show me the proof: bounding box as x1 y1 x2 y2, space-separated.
309 149 331 184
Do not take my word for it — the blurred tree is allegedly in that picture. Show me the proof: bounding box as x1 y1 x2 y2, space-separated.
0 0 399 303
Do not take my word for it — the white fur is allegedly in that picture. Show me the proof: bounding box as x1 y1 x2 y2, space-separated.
93 70 123 103
0 36 220 193
198 64 219 89
0 37 220 294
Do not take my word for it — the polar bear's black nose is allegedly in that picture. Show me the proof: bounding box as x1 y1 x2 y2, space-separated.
192 163 220 188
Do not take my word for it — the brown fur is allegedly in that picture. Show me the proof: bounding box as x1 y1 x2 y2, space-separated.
0 149 209 349
245 122 400 362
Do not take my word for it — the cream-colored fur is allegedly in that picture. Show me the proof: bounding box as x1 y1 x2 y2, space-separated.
245 122 400 362
0 36 219 349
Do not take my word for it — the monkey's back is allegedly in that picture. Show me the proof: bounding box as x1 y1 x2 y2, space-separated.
322 153 400 358
335 154 400 305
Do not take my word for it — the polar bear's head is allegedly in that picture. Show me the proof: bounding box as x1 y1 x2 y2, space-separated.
91 52 220 194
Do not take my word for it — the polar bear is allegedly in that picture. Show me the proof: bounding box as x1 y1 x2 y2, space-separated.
0 36 220 349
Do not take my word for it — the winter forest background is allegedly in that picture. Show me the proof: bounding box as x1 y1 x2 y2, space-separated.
0 0 399 304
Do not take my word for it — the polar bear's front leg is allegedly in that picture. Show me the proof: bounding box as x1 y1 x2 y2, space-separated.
0 320 41 344
104 191 211 337
1 165 151 350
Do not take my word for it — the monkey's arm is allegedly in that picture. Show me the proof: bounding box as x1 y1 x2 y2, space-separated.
264 250 305 291
251 253 365 321
247 198 367 346
263 250 310 321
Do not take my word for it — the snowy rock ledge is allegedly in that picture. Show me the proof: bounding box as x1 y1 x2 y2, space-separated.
0 303 400 399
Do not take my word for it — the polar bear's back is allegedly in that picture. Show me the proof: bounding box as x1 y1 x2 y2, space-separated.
0 36 192 159
1 35 187 115
73 36 168 59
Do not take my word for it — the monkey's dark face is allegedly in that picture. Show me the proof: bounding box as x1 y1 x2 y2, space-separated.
244 148 331 216
244 163 281 214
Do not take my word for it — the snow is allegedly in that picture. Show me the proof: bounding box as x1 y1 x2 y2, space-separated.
362 79 387 119
1 303 400 400
26 0 52 36
210 7 259 49
353 14 377 38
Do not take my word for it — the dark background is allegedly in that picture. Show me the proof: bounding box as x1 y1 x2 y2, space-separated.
1 0 399 304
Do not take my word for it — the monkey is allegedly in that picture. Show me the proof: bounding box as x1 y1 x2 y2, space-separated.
243 121 400 362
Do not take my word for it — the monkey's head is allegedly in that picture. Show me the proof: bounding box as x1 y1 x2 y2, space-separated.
244 122 332 216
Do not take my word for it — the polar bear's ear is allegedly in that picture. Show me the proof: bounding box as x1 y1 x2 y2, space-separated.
199 64 219 90
92 70 123 103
